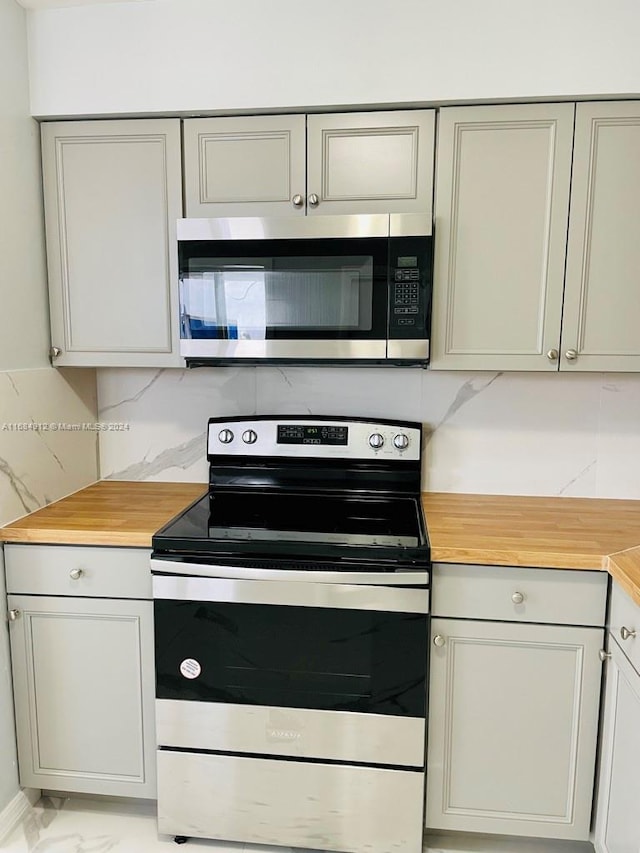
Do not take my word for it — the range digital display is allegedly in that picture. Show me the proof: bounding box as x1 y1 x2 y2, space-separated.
277 424 348 446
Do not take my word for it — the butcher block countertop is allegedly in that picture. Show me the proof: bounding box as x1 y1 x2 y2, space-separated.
1 482 639 606
607 547 640 608
0 481 206 548
423 492 640 607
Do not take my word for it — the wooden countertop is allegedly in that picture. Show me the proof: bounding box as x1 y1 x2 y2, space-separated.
607 547 640 608
422 492 640 608
1 482 639 607
0 481 206 548
422 492 640 571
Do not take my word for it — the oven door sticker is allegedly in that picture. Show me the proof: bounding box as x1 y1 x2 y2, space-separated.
179 658 202 680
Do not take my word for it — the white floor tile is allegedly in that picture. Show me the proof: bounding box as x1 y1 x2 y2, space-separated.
3 796 247 853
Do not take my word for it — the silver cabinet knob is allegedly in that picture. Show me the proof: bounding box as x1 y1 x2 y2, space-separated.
368 433 384 449
292 194 304 208
393 433 409 450
242 429 258 445
547 349 559 361
50 346 62 359
565 349 578 361
8 609 20 622
433 634 446 647
308 193 319 207
599 649 611 662
620 626 637 641
511 591 525 605
69 568 84 580
218 429 234 444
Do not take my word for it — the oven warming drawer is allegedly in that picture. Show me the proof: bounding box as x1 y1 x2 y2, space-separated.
156 700 425 767
157 750 424 853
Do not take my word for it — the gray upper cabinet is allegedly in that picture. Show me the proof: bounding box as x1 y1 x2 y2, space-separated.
183 110 435 219
430 103 575 371
561 102 640 371
431 100 640 373
42 119 183 367
183 115 306 218
306 111 434 217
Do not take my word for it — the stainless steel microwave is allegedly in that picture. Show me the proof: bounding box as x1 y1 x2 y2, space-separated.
177 214 433 366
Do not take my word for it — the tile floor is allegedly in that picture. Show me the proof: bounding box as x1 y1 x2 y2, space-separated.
2 796 595 853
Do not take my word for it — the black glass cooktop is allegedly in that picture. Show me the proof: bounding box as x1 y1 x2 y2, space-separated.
153 491 428 562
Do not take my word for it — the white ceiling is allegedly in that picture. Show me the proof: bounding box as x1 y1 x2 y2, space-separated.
17 0 156 9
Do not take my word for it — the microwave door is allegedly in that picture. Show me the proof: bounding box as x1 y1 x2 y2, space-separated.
179 236 389 362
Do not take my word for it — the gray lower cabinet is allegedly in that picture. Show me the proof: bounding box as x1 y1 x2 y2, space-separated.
6 544 156 798
426 564 607 840
594 586 640 853
42 119 183 368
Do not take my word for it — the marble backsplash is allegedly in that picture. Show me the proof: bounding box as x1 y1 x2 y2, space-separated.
97 366 640 499
0 367 99 525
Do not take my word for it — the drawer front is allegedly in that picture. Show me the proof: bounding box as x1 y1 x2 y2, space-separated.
5 544 151 599
157 750 424 853
432 563 607 626
610 581 640 674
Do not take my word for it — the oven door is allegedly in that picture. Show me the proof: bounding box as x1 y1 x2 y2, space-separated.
177 216 390 362
153 573 428 767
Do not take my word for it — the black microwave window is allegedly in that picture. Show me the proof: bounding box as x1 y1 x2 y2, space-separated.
178 237 389 342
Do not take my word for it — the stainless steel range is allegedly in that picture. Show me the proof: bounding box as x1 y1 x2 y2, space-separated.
151 416 430 853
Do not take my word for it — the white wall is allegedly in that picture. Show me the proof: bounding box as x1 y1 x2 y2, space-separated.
0 0 100 816
27 0 640 118
0 0 49 368
97 367 640 499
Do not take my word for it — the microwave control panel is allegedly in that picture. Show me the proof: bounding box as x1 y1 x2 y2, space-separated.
388 236 432 340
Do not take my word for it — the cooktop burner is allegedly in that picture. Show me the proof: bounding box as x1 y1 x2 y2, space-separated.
155 491 425 550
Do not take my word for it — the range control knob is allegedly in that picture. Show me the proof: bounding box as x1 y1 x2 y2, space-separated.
218 429 234 444
369 433 384 449
393 433 409 450
242 429 258 445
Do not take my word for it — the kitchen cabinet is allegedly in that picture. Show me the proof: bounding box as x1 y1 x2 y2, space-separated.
430 103 574 371
431 101 640 372
425 564 607 840
562 101 640 371
42 119 183 368
5 544 156 798
594 584 640 853
183 110 435 218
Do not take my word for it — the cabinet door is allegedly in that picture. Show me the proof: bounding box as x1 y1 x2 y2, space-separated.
425 618 603 839
8 594 156 798
594 636 640 853
562 101 640 371
306 110 434 217
183 115 306 217
42 119 182 367
430 104 574 370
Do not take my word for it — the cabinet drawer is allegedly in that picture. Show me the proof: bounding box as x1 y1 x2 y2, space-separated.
432 563 607 626
4 544 151 599
610 582 640 674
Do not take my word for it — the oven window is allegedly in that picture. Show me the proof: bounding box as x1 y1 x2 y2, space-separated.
155 600 427 718
178 237 388 341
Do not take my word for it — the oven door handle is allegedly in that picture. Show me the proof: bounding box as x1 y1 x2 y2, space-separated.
152 574 429 614
150 558 429 587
